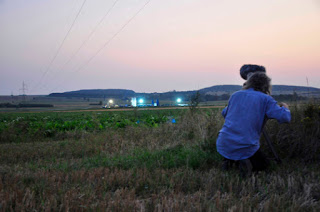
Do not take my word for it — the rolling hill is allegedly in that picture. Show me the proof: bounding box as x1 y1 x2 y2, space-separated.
48 85 320 100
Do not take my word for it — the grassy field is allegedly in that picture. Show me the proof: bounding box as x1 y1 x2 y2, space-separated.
0 104 319 211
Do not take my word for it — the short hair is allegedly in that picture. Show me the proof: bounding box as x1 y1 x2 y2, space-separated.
243 72 271 95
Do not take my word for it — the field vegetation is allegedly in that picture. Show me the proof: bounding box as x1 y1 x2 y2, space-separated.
0 103 319 211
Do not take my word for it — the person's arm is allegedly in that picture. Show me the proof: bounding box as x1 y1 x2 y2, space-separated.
222 94 233 119
222 106 228 118
278 102 289 109
266 97 291 123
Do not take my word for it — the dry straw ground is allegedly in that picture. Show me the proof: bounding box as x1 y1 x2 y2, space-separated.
0 103 319 211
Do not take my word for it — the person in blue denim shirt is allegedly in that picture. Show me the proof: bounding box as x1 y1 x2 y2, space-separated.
216 71 291 175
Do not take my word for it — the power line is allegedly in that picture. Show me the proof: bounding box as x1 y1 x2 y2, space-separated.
43 0 87 77
31 0 87 92
27 0 79 94
49 0 152 93
49 0 119 84
61 0 119 71
75 0 151 73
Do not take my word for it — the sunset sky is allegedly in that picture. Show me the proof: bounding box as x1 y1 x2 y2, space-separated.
0 0 319 95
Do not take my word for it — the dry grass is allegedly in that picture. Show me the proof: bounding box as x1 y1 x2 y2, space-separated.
0 105 319 211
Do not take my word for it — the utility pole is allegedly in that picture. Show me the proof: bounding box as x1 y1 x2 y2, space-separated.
11 91 14 103
19 81 28 102
306 77 310 98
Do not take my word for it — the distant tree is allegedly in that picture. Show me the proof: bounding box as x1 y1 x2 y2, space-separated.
204 94 219 101
189 91 200 113
272 93 306 102
219 94 230 100
293 91 298 101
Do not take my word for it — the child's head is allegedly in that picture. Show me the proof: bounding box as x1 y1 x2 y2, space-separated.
243 72 271 95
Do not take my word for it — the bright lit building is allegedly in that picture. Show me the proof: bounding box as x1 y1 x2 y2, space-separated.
131 97 137 107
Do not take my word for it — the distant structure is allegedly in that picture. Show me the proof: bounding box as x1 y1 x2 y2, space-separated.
306 77 310 98
130 97 159 107
19 81 28 101
153 99 159 106
131 97 137 107
151 99 158 106
11 91 14 103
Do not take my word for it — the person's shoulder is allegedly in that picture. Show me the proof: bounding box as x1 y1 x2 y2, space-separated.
237 88 272 100
233 88 261 95
247 88 269 97
232 88 248 95
251 90 276 104
229 89 244 98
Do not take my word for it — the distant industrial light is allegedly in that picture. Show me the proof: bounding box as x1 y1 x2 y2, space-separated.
131 97 137 107
177 98 182 103
139 99 144 104
109 99 114 104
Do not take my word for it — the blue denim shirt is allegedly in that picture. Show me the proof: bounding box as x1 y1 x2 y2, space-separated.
216 88 291 160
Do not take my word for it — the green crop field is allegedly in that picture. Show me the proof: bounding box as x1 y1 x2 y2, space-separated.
0 104 319 211
0 109 187 143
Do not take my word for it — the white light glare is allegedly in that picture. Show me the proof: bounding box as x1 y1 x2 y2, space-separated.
177 98 182 103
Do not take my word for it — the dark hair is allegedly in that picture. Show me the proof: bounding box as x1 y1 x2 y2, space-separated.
240 64 266 80
243 72 271 95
